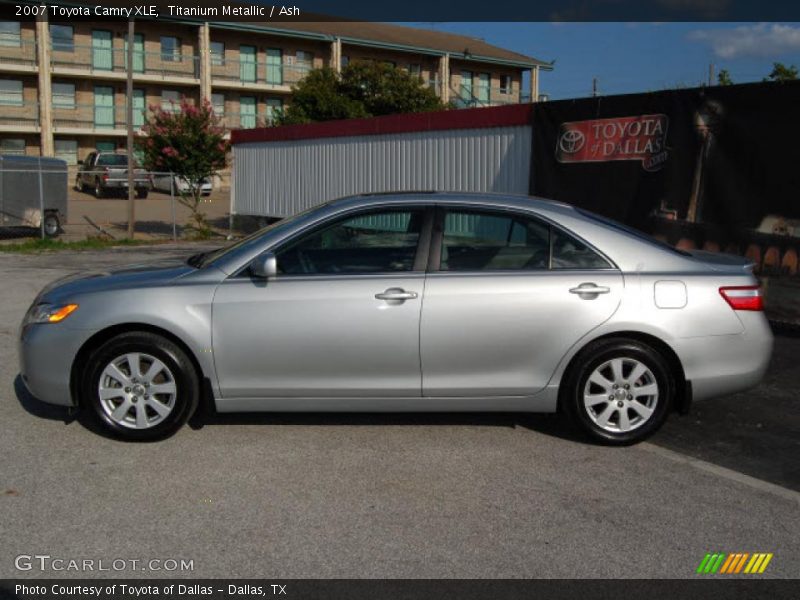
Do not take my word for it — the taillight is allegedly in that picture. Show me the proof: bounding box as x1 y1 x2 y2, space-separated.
719 285 764 311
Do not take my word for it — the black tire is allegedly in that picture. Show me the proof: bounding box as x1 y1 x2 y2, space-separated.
94 179 104 199
136 188 149 199
43 212 60 237
561 338 674 445
82 332 200 441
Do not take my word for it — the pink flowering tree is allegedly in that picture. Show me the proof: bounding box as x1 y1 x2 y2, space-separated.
137 98 229 236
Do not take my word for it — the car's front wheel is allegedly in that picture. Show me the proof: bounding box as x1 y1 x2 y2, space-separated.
83 332 199 440
562 338 674 445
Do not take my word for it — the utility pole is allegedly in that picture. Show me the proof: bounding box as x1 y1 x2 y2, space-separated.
708 63 715 86
126 18 136 239
592 77 598 97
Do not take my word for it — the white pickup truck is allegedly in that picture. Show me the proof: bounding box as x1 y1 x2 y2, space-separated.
75 151 151 199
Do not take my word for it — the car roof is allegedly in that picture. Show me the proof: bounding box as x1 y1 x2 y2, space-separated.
330 191 578 215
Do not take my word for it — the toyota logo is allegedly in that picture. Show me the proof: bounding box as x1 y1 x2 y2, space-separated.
558 129 585 154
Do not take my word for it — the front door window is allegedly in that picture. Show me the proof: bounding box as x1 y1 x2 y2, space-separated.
276 209 424 275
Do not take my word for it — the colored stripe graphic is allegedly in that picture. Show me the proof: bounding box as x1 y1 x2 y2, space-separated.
700 552 773 574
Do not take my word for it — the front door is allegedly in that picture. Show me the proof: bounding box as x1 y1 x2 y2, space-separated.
93 86 115 128
421 207 624 397
239 96 256 128
239 45 256 83
132 89 145 128
212 207 430 400
266 48 282 84
91 30 113 70
124 33 145 73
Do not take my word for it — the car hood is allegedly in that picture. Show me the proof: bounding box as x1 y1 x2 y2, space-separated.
37 259 196 303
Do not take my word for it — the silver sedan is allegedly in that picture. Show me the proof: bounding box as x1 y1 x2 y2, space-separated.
19 192 773 443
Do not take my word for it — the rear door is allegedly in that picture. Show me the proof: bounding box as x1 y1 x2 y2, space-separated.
420 207 623 397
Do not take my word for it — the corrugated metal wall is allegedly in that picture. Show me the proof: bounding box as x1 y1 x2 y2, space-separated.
232 125 532 217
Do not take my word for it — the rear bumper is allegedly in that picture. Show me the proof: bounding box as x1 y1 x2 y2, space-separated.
673 312 773 402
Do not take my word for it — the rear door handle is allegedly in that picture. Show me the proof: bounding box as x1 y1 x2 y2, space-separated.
375 288 418 301
569 282 610 298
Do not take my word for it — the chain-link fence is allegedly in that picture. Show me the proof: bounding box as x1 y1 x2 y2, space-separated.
0 157 232 243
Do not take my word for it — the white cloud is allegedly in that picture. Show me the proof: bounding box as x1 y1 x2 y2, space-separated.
688 23 800 59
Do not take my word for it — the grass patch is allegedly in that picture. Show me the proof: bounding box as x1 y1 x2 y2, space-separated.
0 237 159 253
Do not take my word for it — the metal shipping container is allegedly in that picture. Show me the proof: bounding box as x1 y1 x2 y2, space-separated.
231 106 534 219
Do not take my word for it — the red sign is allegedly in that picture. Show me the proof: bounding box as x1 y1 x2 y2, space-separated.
555 114 669 171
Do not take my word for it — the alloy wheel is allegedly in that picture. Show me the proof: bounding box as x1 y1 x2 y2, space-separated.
582 357 659 433
97 352 177 429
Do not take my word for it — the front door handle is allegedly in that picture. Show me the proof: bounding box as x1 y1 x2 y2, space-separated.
569 282 611 298
375 288 418 301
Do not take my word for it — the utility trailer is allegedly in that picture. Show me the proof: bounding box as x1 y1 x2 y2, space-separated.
0 155 67 237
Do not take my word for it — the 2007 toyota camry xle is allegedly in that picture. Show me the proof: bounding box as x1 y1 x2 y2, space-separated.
19 192 773 443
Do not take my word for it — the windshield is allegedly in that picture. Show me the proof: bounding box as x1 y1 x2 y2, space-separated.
192 203 325 269
575 208 691 257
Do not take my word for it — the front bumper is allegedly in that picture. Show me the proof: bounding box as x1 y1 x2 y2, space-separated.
18 322 93 407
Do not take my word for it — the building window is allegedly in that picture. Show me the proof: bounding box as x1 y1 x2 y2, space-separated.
211 92 225 117
0 138 25 155
210 41 225 66
52 83 75 108
96 140 116 153
54 139 78 165
265 98 283 125
408 64 421 78
383 60 397 68
0 79 23 106
50 24 74 52
160 36 181 62
161 90 180 112
0 22 20 47
341 55 350 68
500 75 512 94
296 50 313 66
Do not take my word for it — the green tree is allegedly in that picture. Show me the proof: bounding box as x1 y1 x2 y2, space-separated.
765 62 798 82
717 69 734 86
137 98 229 237
280 62 445 125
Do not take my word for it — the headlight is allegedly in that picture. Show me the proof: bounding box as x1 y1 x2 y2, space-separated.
26 303 79 324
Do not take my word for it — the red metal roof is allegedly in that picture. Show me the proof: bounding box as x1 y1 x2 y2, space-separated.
230 103 534 145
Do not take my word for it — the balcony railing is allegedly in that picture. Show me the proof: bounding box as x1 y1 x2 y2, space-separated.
0 100 39 128
450 84 529 108
210 58 312 87
0 39 38 68
216 111 281 129
52 103 148 130
50 43 200 80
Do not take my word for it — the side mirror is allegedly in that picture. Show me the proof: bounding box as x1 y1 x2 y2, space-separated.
250 252 277 279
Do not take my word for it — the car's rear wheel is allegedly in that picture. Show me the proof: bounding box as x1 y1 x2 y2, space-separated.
83 332 199 440
562 338 673 445
94 179 104 199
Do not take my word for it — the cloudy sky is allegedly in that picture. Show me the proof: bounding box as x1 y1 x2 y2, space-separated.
412 22 800 99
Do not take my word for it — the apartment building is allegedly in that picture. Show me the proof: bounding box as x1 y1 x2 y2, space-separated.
0 14 552 165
